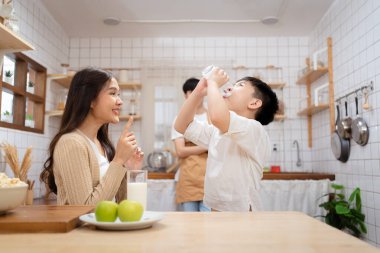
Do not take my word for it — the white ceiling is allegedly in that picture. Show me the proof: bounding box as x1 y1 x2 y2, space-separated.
41 0 334 37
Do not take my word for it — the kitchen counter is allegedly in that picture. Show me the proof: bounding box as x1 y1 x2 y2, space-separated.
148 171 335 180
0 211 377 253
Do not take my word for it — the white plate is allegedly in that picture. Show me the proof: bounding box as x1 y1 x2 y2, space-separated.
79 211 164 231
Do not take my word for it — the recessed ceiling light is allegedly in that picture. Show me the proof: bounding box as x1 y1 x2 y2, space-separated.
103 17 121 26
261 16 279 25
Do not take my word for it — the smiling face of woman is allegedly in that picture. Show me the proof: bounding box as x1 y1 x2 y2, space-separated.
90 78 123 124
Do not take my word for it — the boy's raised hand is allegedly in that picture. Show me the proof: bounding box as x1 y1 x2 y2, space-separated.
208 67 229 88
196 78 208 97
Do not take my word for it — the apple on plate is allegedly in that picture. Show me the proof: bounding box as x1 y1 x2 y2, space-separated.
118 200 144 222
95 201 118 222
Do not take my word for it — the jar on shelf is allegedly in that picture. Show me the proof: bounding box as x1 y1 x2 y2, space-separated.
129 98 137 115
61 63 69 75
57 92 67 110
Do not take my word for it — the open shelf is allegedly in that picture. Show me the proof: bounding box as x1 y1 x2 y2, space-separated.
297 104 329 116
119 82 142 89
296 68 328 85
46 110 63 117
47 74 72 89
268 82 286 89
274 114 286 121
0 23 34 52
119 115 141 121
46 110 142 121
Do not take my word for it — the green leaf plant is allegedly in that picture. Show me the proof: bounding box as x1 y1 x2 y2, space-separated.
317 183 367 238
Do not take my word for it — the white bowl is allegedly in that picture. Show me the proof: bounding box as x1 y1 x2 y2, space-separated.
0 185 28 215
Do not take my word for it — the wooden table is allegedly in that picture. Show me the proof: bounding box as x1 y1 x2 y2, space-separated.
0 211 377 253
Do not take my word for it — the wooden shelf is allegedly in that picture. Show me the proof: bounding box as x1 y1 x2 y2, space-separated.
274 114 286 121
0 23 34 52
119 82 142 89
47 75 141 90
46 110 63 117
296 67 328 85
263 172 335 181
119 115 141 121
148 172 175 180
47 74 72 89
298 104 329 116
268 82 286 89
46 111 142 121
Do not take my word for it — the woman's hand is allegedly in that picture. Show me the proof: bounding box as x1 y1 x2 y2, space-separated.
124 147 144 170
113 117 138 165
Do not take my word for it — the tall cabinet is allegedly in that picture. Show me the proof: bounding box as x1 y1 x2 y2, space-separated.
297 37 334 148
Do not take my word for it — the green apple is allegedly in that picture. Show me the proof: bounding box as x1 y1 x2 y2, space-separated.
95 201 118 222
118 200 144 222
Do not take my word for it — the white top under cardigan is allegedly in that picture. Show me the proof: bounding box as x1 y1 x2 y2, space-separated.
184 111 271 211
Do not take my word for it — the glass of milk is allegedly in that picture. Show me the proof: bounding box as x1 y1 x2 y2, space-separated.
127 170 148 210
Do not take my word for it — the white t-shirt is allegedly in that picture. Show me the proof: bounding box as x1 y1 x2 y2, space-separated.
184 111 271 211
84 136 110 179
171 112 208 181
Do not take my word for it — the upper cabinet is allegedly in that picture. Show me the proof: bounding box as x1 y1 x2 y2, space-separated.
296 37 334 147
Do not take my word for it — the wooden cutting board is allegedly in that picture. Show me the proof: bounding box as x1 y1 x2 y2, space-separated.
0 205 94 233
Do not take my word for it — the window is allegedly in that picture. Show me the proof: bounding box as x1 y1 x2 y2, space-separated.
0 53 46 133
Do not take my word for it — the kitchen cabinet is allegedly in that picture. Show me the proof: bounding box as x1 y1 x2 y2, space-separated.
297 37 334 147
46 72 142 121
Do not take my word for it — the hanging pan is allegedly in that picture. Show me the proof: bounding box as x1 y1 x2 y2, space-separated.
337 100 352 139
351 96 369 146
331 104 350 162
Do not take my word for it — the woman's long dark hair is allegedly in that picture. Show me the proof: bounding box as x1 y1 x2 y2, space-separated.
40 68 115 194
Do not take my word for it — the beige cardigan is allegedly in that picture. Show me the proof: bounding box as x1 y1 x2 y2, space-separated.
53 130 127 205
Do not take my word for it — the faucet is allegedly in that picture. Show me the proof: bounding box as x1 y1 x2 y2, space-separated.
293 140 302 167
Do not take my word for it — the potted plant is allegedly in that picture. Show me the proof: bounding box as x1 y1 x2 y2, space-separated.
4 70 13 84
2 110 13 123
317 183 367 238
25 114 34 128
27 81 35 93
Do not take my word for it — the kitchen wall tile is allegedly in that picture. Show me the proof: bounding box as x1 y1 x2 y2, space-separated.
111 48 122 58
90 38 101 47
111 38 122 47
101 47 111 58
101 38 111 48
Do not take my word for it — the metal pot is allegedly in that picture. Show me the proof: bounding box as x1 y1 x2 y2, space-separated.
147 150 174 171
331 104 350 162
337 100 352 139
351 96 369 146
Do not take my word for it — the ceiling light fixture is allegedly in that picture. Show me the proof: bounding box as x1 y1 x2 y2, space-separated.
103 17 279 25
103 17 121 26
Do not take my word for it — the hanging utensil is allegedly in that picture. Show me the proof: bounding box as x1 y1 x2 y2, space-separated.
351 95 369 146
331 104 350 162
362 88 371 110
337 100 352 139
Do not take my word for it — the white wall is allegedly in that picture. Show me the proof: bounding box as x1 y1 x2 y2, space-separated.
0 0 69 198
68 37 312 172
309 0 380 246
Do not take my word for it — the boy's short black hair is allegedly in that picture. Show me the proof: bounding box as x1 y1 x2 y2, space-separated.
238 76 279 125
182 78 199 94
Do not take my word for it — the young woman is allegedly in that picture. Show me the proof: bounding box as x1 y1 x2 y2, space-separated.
40 67 143 205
